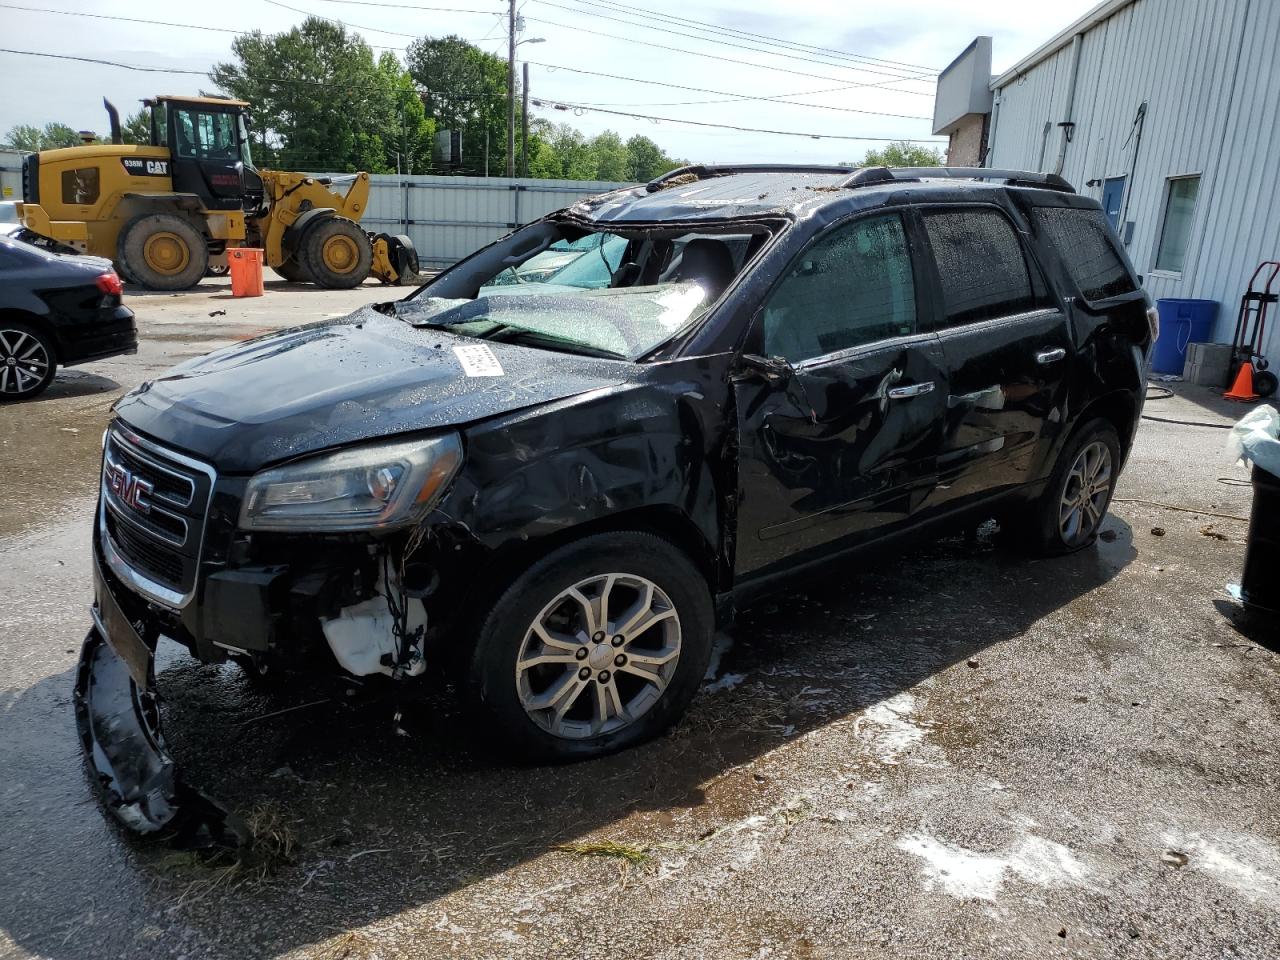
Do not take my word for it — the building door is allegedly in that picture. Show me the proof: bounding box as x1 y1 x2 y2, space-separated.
1102 177 1126 230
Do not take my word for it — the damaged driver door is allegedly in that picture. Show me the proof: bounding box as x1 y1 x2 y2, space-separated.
732 211 947 583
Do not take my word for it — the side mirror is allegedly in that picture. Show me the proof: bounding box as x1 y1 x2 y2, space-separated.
734 353 793 384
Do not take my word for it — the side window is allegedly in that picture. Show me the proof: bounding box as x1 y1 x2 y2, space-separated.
1030 205 1137 302
60 167 100 205
762 213 917 363
922 208 1042 327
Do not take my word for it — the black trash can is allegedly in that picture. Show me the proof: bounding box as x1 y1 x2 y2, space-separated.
1241 466 1280 615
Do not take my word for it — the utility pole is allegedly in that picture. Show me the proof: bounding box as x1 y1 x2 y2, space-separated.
521 61 530 178
506 0 516 177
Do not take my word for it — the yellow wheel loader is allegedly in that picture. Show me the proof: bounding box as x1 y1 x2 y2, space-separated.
15 96 419 291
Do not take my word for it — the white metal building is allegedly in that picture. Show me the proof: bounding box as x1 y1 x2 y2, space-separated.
937 0 1280 354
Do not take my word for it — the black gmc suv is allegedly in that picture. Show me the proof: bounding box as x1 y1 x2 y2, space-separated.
78 165 1155 841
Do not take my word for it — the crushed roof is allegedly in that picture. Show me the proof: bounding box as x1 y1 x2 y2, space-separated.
571 171 862 223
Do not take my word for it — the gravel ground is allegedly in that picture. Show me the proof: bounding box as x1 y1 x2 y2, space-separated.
1 278 1278 959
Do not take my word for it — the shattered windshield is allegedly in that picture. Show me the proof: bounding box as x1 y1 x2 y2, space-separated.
395 282 712 360
397 226 762 360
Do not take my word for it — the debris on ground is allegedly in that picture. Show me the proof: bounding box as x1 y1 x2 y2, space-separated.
704 672 746 693
1200 524 1230 541
1100 529 1119 542
1162 849 1190 868
966 658 981 669
555 840 652 866
1151 526 1167 537
209 309 227 317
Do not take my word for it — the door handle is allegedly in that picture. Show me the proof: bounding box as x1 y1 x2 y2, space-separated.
1036 347 1067 364
887 381 935 399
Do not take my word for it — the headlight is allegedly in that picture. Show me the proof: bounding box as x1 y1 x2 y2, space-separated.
239 433 463 532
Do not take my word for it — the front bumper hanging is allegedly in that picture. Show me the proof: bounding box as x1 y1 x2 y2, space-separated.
73 552 247 848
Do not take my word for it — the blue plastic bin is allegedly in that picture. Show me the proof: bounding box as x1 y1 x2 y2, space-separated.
1151 298 1219 375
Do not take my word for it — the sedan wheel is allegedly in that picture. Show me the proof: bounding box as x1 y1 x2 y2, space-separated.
0 325 55 399
515 573 682 739
1058 440 1113 547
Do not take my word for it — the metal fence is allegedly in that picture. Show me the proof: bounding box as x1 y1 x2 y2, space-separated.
340 173 633 269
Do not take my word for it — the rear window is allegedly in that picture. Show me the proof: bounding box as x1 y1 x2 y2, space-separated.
922 208 1042 327
1030 206 1137 302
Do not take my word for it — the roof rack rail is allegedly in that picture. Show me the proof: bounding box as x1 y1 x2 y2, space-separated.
886 167 1075 193
646 163 856 192
837 166 900 188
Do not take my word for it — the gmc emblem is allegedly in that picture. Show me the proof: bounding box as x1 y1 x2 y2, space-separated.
106 460 154 515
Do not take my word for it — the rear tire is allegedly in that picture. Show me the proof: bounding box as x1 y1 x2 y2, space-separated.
0 321 57 400
1007 418 1121 556
118 213 208 291
299 217 371 289
467 532 714 763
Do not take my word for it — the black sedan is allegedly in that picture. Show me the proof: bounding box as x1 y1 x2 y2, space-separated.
0 233 137 400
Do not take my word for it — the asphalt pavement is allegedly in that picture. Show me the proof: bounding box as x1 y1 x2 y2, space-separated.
1 280 1278 959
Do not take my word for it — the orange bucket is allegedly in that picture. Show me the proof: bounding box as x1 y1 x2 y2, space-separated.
228 247 265 298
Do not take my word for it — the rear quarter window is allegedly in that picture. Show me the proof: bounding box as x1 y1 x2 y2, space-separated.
1030 206 1137 302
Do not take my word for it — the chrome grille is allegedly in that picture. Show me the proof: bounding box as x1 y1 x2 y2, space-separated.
100 424 215 607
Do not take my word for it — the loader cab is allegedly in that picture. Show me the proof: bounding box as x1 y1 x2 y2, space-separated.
146 96 263 213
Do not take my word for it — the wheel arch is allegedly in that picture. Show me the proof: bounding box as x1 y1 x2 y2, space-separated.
484 504 719 603
281 208 336 259
0 308 59 358
1072 388 1139 464
114 195 207 233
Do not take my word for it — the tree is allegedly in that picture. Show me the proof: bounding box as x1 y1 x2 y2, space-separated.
854 141 943 168
120 109 151 145
211 17 417 173
588 131 628 182
625 134 681 182
406 35 507 175
378 52 435 174
4 122 86 151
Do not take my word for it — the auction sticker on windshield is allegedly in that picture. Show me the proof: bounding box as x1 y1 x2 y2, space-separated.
453 344 504 377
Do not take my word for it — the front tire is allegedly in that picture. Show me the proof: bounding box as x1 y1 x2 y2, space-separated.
468 532 714 762
273 256 311 283
1013 418 1121 556
299 217 371 289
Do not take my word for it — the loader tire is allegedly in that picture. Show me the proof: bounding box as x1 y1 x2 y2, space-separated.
273 257 311 283
299 217 371 289
118 213 208 291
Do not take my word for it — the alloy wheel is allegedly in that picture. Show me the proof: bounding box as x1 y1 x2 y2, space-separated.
0 328 51 396
1059 440 1113 547
515 573 682 740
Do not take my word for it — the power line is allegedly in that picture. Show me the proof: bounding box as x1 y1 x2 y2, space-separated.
0 1 414 52
521 14 935 95
0 47 502 101
557 0 941 74
530 96 946 142
526 62 931 120
315 0 940 76
262 0 422 38
528 0 936 83
300 0 935 94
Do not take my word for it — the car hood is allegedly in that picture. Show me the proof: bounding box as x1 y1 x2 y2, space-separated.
113 306 635 472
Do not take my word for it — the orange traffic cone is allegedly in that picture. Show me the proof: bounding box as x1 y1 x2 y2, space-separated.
1225 362 1260 402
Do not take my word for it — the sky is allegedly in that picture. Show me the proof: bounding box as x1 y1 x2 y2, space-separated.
0 0 1102 166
